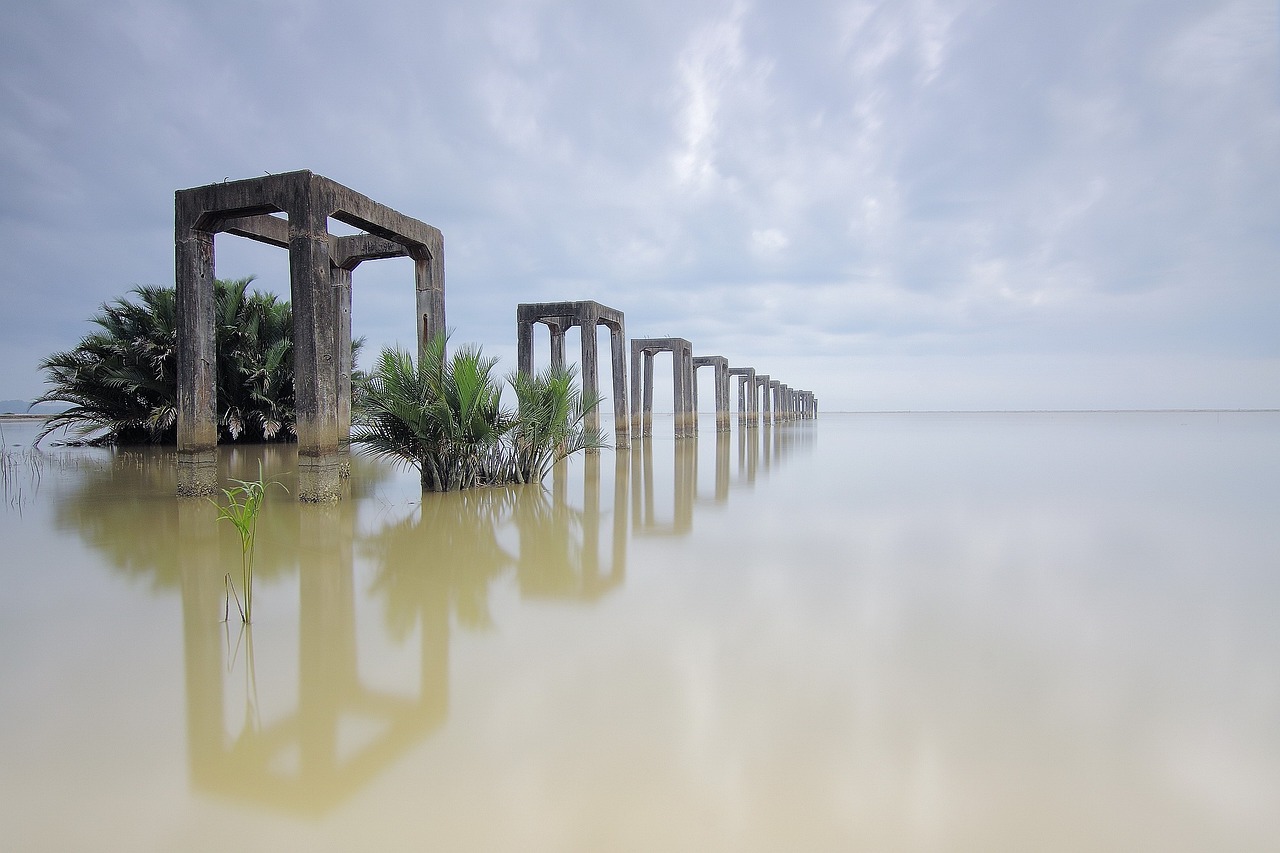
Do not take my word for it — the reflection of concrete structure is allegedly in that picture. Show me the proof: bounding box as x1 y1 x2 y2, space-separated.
630 337 695 439
179 501 447 815
630 437 694 536
176 171 444 500
517 454 626 601
516 301 629 449
691 355 731 433
727 367 757 427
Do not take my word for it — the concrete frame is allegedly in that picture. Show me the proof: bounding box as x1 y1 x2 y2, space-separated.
176 171 444 501
516 301 629 449
630 337 695 439
691 355 731 432
753 374 773 424
727 367 757 426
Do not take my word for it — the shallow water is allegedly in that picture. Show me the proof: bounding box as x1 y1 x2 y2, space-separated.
1 412 1278 851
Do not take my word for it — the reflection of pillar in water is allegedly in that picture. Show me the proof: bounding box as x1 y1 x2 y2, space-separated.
634 437 694 536
179 498 224 787
613 451 629 582
715 429 730 501
298 503 356 777
582 452 600 584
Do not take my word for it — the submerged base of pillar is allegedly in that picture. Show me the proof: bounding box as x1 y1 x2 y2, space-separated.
614 427 630 450
297 451 342 502
176 450 218 496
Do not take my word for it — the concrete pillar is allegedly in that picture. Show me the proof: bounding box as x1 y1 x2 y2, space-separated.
175 217 218 496
414 248 445 364
517 320 533 375
610 325 630 449
756 374 772 424
672 347 690 438
551 324 566 370
517 301 629 449
694 356 731 433
178 172 443 502
290 202 342 502
333 266 353 476
643 352 655 436
579 315 599 440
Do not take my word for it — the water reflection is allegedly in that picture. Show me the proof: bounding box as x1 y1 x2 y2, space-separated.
182 499 447 815
35 419 812 816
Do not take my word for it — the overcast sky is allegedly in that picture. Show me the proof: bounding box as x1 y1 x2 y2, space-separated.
2 0 1276 411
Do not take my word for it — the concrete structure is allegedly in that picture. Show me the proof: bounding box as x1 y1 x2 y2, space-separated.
754 374 773 424
176 171 444 501
691 355 731 432
630 338 695 438
516 301 629 449
727 367 757 426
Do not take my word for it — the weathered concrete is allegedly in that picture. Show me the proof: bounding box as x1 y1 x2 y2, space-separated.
691 355 731 432
177 171 444 500
754 374 772 424
516 301 629 450
727 367 757 426
629 338 695 438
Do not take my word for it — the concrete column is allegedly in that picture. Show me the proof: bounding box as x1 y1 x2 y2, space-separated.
715 362 730 432
290 201 341 502
629 340 645 437
517 319 534 376
673 347 690 439
175 218 218 496
610 325 629 449
550 324 566 370
642 351 655 437
579 315 600 441
414 248 445 364
757 374 772 424
333 266 353 476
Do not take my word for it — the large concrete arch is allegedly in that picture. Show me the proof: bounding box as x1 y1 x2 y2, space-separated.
176 171 444 500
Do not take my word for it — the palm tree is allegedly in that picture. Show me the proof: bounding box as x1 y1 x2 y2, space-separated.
502 364 607 484
352 334 606 491
34 284 179 445
352 333 513 491
33 277 301 446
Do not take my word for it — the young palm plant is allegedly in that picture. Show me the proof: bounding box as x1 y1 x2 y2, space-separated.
352 333 513 491
503 364 607 484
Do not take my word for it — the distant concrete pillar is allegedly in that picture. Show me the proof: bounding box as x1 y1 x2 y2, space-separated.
516 301 629 449
728 367 756 428
693 356 731 432
579 315 599 437
756 374 772 424
551 323 567 370
632 337 694 439
609 324 629 449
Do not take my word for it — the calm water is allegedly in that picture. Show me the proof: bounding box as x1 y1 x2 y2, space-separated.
1 412 1277 851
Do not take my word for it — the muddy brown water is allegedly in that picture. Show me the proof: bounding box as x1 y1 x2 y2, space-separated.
2 412 1278 851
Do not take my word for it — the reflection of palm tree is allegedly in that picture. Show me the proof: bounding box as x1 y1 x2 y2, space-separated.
361 487 517 641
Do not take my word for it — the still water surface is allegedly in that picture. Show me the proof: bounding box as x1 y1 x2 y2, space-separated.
1 412 1277 851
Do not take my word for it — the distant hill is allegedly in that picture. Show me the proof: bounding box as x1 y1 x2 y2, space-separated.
0 399 69 415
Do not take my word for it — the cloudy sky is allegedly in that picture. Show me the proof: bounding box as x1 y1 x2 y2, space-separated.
1 0 1276 411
